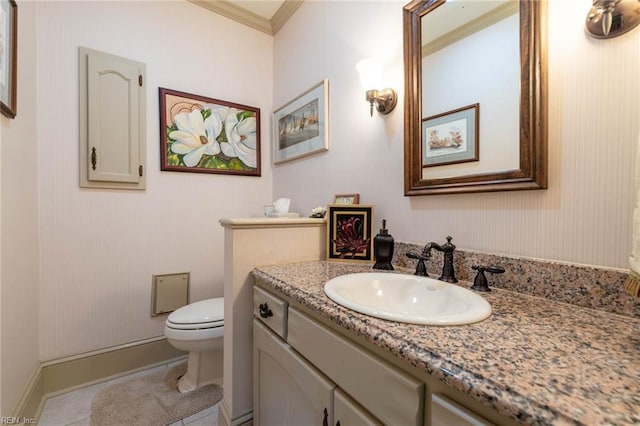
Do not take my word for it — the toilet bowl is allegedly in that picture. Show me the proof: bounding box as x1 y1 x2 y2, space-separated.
164 297 224 393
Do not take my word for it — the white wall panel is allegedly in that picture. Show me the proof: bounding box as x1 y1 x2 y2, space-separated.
1 1 40 413
37 1 273 360
273 0 639 270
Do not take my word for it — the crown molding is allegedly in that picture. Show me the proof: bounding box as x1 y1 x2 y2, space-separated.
189 0 303 36
271 1 303 34
422 1 518 57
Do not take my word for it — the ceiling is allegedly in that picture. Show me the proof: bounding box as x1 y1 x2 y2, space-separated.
188 0 303 35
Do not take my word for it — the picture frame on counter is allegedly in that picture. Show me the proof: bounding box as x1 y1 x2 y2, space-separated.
326 204 374 263
333 193 360 205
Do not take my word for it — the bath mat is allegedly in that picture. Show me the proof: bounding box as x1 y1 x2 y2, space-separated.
90 362 222 426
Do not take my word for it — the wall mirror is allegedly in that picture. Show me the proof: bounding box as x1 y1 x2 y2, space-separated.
403 0 547 195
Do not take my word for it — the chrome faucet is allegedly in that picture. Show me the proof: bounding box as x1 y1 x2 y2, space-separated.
425 236 458 283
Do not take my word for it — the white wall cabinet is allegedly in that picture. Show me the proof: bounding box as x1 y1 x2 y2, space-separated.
79 47 146 190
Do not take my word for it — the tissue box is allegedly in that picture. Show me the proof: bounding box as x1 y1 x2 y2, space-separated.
268 212 300 218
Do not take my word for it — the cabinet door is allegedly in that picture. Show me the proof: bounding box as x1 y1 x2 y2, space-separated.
79 47 146 190
288 307 424 426
334 388 382 426
254 319 335 426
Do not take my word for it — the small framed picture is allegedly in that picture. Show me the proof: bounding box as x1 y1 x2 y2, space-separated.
333 193 360 205
422 103 479 167
327 204 374 263
159 87 260 176
0 0 17 119
273 79 329 164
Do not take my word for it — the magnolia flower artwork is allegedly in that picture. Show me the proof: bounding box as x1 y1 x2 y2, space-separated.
326 204 374 263
159 88 261 176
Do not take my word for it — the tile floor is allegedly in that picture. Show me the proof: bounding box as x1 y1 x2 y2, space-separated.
38 360 219 426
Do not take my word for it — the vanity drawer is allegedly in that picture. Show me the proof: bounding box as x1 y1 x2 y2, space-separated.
431 394 493 426
253 286 288 339
334 388 382 426
288 307 424 426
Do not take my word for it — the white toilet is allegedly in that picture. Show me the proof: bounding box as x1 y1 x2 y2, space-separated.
164 297 224 393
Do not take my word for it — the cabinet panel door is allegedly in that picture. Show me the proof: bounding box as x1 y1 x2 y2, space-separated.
79 46 146 190
254 319 335 426
288 307 424 426
87 53 140 183
334 388 382 426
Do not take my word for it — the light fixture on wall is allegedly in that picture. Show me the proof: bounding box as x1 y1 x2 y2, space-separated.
355 57 397 117
585 0 640 39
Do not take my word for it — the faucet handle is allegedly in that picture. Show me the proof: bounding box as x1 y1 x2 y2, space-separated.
470 265 505 292
443 236 456 251
407 252 430 277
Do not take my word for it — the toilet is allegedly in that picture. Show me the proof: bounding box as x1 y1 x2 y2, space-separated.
164 297 224 393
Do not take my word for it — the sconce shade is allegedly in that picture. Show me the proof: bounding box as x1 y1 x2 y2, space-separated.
356 57 397 116
586 0 640 39
356 57 383 91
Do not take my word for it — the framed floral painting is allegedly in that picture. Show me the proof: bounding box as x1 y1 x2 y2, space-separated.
159 88 260 176
327 204 374 263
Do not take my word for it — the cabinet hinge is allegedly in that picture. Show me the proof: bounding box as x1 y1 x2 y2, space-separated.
139 75 143 87
139 165 143 177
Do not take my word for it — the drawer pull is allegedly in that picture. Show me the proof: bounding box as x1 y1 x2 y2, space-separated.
259 303 273 318
323 408 328 426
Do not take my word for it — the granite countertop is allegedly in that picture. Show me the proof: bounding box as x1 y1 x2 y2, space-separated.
252 261 640 426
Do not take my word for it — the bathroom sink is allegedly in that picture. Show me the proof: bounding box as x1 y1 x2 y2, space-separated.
323 272 491 326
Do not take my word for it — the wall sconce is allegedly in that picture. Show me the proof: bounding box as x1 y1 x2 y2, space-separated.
585 0 640 39
355 57 397 117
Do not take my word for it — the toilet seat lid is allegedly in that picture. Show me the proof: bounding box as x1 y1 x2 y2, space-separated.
167 297 224 326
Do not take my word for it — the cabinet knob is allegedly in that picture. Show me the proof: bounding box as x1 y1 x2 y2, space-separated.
259 303 273 318
322 408 328 426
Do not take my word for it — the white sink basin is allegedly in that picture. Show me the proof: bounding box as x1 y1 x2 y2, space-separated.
323 272 491 326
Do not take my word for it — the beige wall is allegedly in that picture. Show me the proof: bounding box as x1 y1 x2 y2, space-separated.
1 1 40 415
273 0 639 270
35 1 273 361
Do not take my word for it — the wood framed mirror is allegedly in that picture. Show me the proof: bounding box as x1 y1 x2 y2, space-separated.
403 0 547 195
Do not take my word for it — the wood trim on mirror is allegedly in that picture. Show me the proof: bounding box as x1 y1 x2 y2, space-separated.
403 0 547 196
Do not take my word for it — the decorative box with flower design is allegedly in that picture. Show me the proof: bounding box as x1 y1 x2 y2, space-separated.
326 204 374 263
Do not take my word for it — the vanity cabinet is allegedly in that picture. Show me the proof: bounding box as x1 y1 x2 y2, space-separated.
253 287 422 426
253 320 333 425
287 307 424 425
254 320 381 426
253 282 503 426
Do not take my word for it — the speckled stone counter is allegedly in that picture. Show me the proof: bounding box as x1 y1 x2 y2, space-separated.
252 261 640 426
